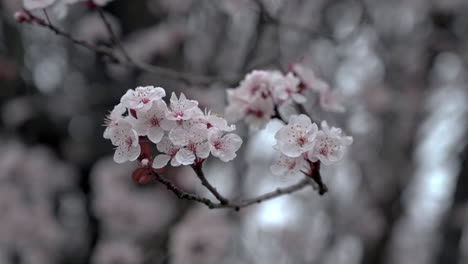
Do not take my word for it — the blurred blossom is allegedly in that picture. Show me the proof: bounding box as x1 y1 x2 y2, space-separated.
328 1 362 41
148 0 194 14
323 235 363 264
33 55 67 94
218 0 258 15
2 0 468 263
68 114 94 141
1 97 35 128
0 140 87 263
170 207 233 264
91 240 144 264
123 24 185 63
336 29 384 96
91 157 177 239
74 12 121 44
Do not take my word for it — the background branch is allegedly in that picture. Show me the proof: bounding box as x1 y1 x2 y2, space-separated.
192 165 230 205
25 12 238 85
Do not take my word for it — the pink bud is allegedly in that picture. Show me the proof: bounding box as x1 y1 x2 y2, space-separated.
14 11 30 23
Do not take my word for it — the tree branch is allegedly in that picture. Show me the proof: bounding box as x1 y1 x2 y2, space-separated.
154 169 316 211
153 172 219 208
232 177 314 208
97 8 134 64
192 165 230 205
24 12 238 85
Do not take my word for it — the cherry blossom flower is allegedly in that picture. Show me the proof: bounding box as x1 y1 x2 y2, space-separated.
270 72 304 105
132 99 175 143
244 97 275 130
291 64 329 93
224 90 250 122
23 0 56 10
166 92 200 121
103 103 126 139
14 11 31 23
208 129 242 162
319 89 345 113
108 120 141 163
170 208 232 264
152 136 184 168
224 70 276 130
104 85 243 168
274 114 318 157
308 121 353 165
170 123 211 163
120 86 166 111
270 154 307 177
199 110 235 132
169 120 206 144
232 70 272 101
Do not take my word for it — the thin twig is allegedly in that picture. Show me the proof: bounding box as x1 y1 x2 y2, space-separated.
192 165 230 205
97 8 134 63
232 177 314 208
154 169 315 210
154 172 218 207
25 13 238 85
43 10 52 26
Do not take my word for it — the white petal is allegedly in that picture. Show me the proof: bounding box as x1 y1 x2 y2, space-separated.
169 127 190 146
170 157 181 167
113 147 127 164
156 137 173 153
152 154 171 169
223 133 243 152
147 127 165 143
170 92 178 108
341 136 354 145
270 162 288 176
175 149 195 165
149 86 166 100
292 93 307 104
127 145 141 161
196 142 211 159
160 119 176 131
278 143 302 158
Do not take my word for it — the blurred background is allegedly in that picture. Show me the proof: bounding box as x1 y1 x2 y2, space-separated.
1 0 468 263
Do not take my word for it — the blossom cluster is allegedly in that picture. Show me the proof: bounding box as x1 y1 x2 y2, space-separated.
103 86 243 171
21 0 113 19
0 141 88 264
271 114 353 177
225 65 344 130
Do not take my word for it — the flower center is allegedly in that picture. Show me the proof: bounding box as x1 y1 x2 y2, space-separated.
247 108 264 118
250 85 260 95
169 149 178 157
213 141 223 150
151 117 161 127
188 143 197 152
125 137 133 149
141 97 150 104
318 137 337 156
297 137 307 147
